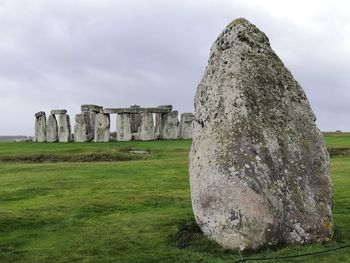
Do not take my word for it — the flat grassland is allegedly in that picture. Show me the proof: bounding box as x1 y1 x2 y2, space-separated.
0 134 349 262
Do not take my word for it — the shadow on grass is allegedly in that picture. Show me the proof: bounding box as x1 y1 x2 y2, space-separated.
0 153 148 163
169 218 350 262
169 218 234 258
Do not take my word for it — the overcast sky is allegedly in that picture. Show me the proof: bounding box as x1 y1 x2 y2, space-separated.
1 0 349 135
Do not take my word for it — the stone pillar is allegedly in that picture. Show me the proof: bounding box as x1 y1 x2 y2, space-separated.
58 114 71 142
94 113 110 142
130 105 142 133
74 112 90 142
160 110 179 139
81 104 103 142
179 113 195 139
139 113 155 140
51 110 71 143
155 105 173 139
117 113 132 141
34 111 46 142
46 114 58 142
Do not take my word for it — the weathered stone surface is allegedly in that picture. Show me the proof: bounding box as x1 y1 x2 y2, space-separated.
58 114 71 142
81 104 103 113
82 110 96 141
157 105 173 111
160 111 179 139
46 114 58 142
35 112 46 142
94 113 110 142
35 111 46 118
51 109 67 115
130 105 142 133
179 113 195 139
74 113 90 142
139 113 155 140
155 105 173 138
117 113 132 141
103 107 171 114
190 18 333 251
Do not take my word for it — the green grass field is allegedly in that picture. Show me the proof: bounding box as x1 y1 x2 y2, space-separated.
0 135 349 262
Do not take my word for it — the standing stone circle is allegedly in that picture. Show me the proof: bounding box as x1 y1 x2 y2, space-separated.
35 105 192 142
189 18 333 251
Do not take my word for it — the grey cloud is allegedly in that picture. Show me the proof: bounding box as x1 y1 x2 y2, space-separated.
0 0 348 134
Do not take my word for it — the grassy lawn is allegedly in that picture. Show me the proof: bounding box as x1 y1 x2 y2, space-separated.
0 136 349 262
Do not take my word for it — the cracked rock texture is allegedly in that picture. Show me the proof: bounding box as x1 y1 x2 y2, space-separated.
189 18 333 251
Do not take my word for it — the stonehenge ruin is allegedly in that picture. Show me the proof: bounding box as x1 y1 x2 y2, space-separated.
34 104 194 142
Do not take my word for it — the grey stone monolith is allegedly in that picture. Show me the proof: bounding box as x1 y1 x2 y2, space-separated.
190 18 333 251
139 113 155 140
179 113 195 139
58 114 71 142
46 114 58 142
81 111 95 141
160 111 179 139
34 111 46 142
130 105 142 133
117 113 132 141
155 105 173 138
74 112 90 142
81 104 103 141
94 113 110 142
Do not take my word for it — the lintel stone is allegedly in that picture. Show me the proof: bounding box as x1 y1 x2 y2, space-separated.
103 107 171 114
51 109 67 115
35 111 46 118
81 104 103 113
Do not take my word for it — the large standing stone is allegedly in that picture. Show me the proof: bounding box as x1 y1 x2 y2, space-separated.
139 113 155 140
58 114 71 142
94 113 110 142
155 105 173 138
160 110 179 139
74 113 90 142
117 113 132 141
46 114 58 142
81 104 103 141
189 18 333 251
130 105 142 133
34 111 46 142
179 113 195 139
84 111 96 141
